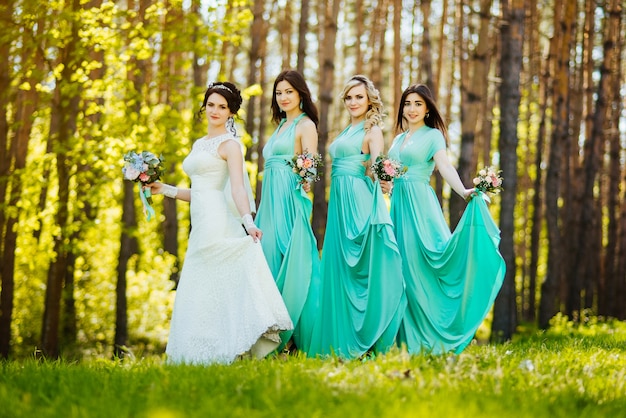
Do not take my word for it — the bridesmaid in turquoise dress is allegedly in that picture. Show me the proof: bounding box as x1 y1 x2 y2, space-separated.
307 75 407 359
255 70 321 352
381 84 505 355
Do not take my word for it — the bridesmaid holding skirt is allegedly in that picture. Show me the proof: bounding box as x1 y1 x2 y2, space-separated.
382 84 505 355
255 70 321 352
307 75 407 359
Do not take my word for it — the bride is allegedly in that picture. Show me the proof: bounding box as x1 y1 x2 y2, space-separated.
147 82 293 364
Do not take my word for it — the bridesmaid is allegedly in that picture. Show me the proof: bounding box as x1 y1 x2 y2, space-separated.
255 70 321 353
307 75 407 359
382 84 505 355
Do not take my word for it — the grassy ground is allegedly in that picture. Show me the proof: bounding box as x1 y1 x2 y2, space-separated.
2 317 625 418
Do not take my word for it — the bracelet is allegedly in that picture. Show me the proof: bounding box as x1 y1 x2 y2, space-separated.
242 213 256 231
161 184 178 199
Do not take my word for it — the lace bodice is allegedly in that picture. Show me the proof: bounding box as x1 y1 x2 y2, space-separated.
183 134 234 191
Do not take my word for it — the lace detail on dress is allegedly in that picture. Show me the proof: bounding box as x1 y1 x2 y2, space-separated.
166 136 293 365
193 133 235 156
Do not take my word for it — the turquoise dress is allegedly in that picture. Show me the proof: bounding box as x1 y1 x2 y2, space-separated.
388 126 505 355
255 113 321 352
307 121 407 358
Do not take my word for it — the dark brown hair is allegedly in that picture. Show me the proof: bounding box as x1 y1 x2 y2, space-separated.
196 81 243 120
395 84 448 144
271 70 319 126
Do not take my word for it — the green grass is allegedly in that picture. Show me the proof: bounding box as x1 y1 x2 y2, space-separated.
2 319 626 418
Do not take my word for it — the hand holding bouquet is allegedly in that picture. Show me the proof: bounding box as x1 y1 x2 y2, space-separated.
287 150 323 185
371 154 407 181
122 151 165 220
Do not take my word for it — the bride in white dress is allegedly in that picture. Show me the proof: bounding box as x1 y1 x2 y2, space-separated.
147 82 293 364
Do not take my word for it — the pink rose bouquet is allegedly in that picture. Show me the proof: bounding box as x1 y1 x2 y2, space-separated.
371 154 407 181
473 166 503 195
287 150 323 185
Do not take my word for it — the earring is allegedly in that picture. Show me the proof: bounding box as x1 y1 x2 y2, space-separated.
226 116 236 135
299 100 303 110
426 112 430 119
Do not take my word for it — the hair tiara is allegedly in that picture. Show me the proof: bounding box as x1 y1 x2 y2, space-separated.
208 82 233 94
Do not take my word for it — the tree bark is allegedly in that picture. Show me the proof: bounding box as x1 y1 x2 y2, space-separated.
450 0 493 231
313 0 341 248
296 0 310 73
0 0 17 359
114 0 149 358
41 0 83 358
491 0 524 342
392 0 402 120
539 0 576 328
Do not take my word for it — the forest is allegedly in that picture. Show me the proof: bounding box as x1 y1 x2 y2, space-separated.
0 0 624 360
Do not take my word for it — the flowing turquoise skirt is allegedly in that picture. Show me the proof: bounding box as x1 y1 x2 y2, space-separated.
307 156 407 358
255 156 321 352
391 176 505 354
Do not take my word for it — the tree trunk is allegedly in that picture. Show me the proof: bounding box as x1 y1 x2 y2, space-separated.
392 0 402 120
255 46 269 209
491 0 524 342
296 0 310 73
368 0 388 86
0 0 17 358
354 0 364 75
114 0 149 358
596 0 623 317
313 0 341 248
527 0 547 320
450 0 493 231
418 0 434 91
245 0 268 163
434 0 448 101
41 0 83 358
539 0 576 328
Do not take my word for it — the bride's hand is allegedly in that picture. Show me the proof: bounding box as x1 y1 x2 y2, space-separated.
302 181 311 193
247 226 263 242
144 181 163 194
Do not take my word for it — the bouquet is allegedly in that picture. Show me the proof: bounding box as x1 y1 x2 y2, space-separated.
371 154 407 181
122 150 165 220
472 166 503 202
287 150 323 184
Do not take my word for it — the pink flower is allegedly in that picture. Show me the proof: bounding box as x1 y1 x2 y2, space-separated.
296 158 304 168
303 158 313 169
384 165 396 176
139 172 150 182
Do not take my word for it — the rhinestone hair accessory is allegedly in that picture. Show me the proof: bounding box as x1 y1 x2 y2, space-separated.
208 82 233 94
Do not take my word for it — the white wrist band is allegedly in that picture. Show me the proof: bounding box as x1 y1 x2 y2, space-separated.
242 214 256 231
162 184 178 199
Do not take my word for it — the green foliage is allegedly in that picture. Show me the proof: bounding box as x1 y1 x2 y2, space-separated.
1 322 625 417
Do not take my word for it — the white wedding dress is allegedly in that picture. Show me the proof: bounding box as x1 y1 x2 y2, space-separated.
165 134 293 365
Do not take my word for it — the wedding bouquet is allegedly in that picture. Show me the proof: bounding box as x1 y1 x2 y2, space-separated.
371 154 407 181
287 150 323 184
122 150 165 220
473 166 503 200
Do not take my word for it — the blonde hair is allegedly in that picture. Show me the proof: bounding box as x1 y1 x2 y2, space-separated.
341 75 384 131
